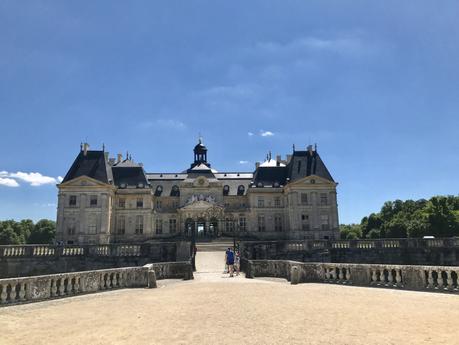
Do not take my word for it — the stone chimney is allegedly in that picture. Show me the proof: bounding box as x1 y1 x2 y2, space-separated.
108 158 116 166
255 162 260 169
83 143 89 156
117 153 122 163
286 154 292 163
307 145 313 155
104 151 109 161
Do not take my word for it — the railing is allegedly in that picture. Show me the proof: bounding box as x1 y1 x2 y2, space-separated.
0 261 193 306
245 260 459 294
0 242 178 259
240 238 459 250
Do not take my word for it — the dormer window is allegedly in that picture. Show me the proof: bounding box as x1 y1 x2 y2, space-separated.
170 185 180 197
257 182 264 188
223 185 230 196
155 185 163 197
237 185 245 196
137 182 144 188
273 182 280 188
120 183 127 189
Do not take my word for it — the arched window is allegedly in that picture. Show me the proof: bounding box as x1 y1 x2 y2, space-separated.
223 185 230 196
170 185 180 197
154 185 163 197
237 185 245 196
257 182 264 188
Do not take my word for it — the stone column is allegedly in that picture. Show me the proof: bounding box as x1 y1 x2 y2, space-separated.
56 192 65 240
79 194 87 243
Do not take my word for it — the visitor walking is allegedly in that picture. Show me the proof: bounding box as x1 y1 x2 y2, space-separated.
226 248 235 277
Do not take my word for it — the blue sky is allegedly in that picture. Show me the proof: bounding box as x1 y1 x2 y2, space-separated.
0 1 458 224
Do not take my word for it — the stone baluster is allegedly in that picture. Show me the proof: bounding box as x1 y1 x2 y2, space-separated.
58 280 65 296
388 270 394 286
437 271 444 289
74 277 80 293
395 270 402 287
0 285 8 303
427 270 434 289
446 271 454 291
346 268 351 282
18 283 26 301
9 283 17 301
338 267 344 282
51 279 57 296
371 269 377 285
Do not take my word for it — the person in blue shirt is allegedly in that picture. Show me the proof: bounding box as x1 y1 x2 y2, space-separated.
226 248 235 277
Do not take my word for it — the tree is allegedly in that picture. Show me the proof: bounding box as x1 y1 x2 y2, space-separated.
0 225 21 245
27 219 56 244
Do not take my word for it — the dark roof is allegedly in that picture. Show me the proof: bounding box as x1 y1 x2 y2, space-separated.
253 166 287 186
286 150 334 182
62 151 110 184
112 166 148 188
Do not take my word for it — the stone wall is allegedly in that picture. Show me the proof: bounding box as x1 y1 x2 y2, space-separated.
0 242 191 278
0 261 193 306
240 238 459 266
244 259 459 293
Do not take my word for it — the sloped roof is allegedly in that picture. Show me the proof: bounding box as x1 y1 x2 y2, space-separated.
62 151 111 184
286 150 334 182
253 166 287 186
112 166 148 188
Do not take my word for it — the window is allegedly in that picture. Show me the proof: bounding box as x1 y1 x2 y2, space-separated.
170 185 180 197
239 217 247 232
274 215 283 232
69 195 77 207
117 216 126 235
257 214 265 232
155 219 163 234
154 185 163 197
118 198 126 208
87 216 97 234
67 224 76 235
223 185 230 196
274 197 281 207
237 185 245 196
301 193 308 205
225 218 234 232
156 200 162 209
302 214 310 231
321 215 330 230
136 198 143 208
320 193 328 206
257 197 265 208
135 215 144 235
90 195 98 207
169 219 177 233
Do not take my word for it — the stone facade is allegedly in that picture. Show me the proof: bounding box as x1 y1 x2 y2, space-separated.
56 141 339 244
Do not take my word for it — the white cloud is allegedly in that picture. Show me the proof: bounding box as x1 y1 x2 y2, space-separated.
0 177 20 187
57 176 63 183
155 119 186 130
260 130 274 137
248 132 254 136
239 160 249 164
1 171 61 187
9 172 59 186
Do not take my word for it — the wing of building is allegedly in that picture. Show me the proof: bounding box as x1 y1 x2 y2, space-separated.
56 141 339 244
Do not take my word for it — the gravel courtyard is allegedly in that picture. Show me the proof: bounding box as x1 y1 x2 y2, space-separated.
1 252 459 345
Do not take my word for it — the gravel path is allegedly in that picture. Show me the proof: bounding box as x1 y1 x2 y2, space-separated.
1 251 459 345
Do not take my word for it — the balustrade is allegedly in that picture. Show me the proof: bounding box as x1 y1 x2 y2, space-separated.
323 265 351 284
424 268 458 291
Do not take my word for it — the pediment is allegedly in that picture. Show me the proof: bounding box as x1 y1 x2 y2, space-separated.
180 200 219 211
287 175 336 188
59 175 111 188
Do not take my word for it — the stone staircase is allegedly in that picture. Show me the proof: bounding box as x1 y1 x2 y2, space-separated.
196 238 234 252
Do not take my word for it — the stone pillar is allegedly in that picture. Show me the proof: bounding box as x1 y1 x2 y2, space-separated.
79 194 87 243
56 192 65 240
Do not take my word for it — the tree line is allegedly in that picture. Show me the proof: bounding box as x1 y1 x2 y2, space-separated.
340 195 459 240
0 219 56 245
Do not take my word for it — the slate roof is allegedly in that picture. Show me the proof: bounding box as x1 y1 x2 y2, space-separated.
62 151 111 184
112 166 148 188
286 150 334 182
252 166 287 187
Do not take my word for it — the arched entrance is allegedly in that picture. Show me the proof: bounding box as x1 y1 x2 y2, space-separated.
196 217 207 238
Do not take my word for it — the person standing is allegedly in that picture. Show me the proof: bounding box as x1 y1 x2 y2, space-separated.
226 248 235 277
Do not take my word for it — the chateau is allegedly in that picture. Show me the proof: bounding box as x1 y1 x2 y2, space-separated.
56 140 339 244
